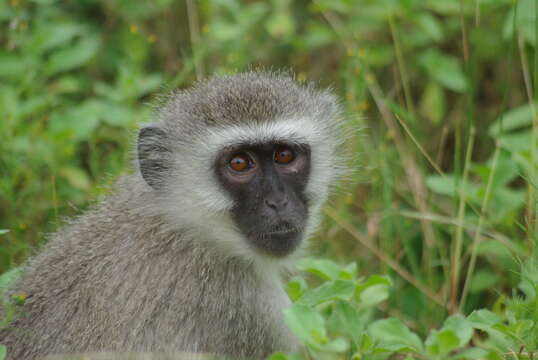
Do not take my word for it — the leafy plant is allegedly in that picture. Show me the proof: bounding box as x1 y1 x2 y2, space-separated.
274 258 538 360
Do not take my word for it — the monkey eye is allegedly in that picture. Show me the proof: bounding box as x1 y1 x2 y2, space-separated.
229 153 254 172
274 147 295 164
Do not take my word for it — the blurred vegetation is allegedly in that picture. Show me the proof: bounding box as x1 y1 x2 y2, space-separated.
0 0 537 358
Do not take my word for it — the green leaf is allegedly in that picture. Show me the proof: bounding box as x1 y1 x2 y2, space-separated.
441 315 473 347
100 103 133 126
59 166 91 190
488 102 535 136
426 174 480 202
502 0 536 46
470 270 499 293
266 11 295 39
318 337 349 353
284 303 327 345
476 240 513 259
298 280 355 306
415 12 444 42
472 151 520 189
327 300 364 342
267 352 288 360
312 0 351 13
356 275 391 308
419 50 467 92
426 315 475 357
46 35 100 75
0 267 22 294
425 329 460 357
0 230 9 235
451 347 489 359
419 81 446 125
368 318 424 353
134 73 164 98
297 258 355 280
497 132 533 153
468 309 502 329
286 276 307 302
33 22 86 53
0 52 27 79
49 100 102 141
488 187 526 223
0 345 5 360
359 333 374 353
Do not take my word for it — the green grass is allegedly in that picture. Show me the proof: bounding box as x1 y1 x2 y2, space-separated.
0 0 537 358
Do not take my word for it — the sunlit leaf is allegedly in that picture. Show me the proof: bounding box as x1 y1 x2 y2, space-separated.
419 50 467 92
488 102 535 136
286 276 307 302
0 52 26 78
356 275 392 308
368 318 424 353
284 303 327 345
46 35 100 75
59 166 91 190
415 12 444 42
298 280 355 306
425 329 460 357
470 270 499 293
0 267 22 294
327 300 364 342
419 81 445 124
297 258 355 280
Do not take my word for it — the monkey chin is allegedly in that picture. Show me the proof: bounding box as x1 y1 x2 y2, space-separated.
249 229 303 258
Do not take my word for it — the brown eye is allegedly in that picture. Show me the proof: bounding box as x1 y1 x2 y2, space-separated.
274 147 294 164
229 153 253 172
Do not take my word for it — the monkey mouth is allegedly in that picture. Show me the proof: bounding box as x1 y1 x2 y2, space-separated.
264 222 302 237
248 224 303 257
265 228 299 236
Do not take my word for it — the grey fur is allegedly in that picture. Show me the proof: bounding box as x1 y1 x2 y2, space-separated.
0 72 344 359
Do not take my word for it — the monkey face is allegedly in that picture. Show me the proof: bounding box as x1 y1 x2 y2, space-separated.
215 142 311 257
137 73 346 263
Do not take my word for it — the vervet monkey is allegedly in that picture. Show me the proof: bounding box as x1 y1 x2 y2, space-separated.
0 72 346 359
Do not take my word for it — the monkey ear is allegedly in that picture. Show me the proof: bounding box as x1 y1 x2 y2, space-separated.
137 125 170 189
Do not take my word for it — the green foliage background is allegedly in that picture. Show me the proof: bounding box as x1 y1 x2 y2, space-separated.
0 0 537 358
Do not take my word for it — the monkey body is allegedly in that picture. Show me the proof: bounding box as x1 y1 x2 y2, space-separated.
1 72 344 359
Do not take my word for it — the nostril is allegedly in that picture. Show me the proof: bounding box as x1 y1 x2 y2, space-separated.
265 196 289 210
265 198 277 209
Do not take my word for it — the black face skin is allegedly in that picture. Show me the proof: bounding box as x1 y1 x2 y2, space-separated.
215 142 311 257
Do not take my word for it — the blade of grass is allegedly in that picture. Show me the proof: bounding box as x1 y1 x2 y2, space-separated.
459 142 500 312
399 210 526 256
186 0 204 80
395 114 444 176
527 0 538 236
449 126 475 313
387 9 416 122
517 31 537 247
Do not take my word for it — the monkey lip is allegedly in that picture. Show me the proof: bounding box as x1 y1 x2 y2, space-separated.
263 223 301 238
265 228 298 236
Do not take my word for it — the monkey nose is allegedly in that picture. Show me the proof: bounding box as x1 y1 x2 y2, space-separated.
264 195 289 212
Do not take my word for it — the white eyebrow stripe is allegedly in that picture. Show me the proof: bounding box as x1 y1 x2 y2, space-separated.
205 118 320 151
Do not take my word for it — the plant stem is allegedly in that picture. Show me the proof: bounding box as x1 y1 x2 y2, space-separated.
449 127 475 313
186 0 204 80
459 142 500 312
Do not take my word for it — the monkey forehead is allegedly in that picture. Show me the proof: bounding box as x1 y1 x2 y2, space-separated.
202 118 322 151
158 72 338 130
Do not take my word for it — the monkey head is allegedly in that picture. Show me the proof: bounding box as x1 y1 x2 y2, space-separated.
137 72 345 266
